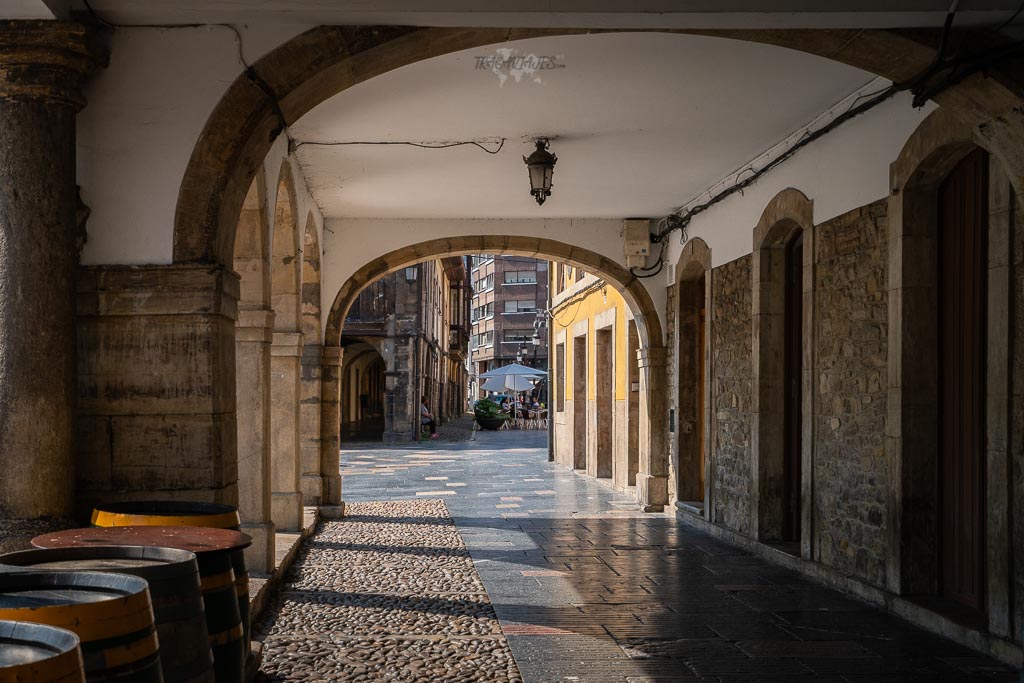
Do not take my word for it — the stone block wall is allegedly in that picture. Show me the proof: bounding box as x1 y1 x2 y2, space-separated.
76 265 239 520
710 255 753 534
812 200 889 586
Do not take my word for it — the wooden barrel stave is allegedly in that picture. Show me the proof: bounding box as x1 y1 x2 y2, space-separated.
0 547 214 683
0 572 161 683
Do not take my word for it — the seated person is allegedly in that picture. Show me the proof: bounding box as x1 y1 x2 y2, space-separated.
420 396 439 439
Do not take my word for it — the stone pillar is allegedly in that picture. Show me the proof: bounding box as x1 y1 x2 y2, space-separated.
319 346 344 514
0 22 102 535
77 266 240 515
235 309 275 574
299 344 323 505
636 346 669 512
270 332 303 531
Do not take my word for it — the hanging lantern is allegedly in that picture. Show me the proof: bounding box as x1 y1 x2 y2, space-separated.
523 138 557 205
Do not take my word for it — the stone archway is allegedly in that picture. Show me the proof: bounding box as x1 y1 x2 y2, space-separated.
269 160 304 531
171 26 1024 269
750 188 815 551
673 237 711 514
320 235 671 511
885 107 1020 638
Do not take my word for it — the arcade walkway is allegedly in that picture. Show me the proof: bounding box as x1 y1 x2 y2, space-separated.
255 430 1019 682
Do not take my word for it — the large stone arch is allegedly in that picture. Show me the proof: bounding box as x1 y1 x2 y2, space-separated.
319 234 670 510
885 107 1020 639
324 235 662 349
171 26 1024 269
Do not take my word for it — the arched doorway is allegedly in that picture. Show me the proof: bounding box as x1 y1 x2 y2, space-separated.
887 108 1015 635
674 237 711 513
751 188 814 551
937 146 989 613
339 343 386 441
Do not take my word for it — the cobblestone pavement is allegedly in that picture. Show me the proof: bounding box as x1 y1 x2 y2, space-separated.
263 430 1021 682
256 499 522 681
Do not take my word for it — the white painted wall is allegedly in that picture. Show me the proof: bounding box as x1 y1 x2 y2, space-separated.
77 24 310 265
317 94 935 344
663 92 936 271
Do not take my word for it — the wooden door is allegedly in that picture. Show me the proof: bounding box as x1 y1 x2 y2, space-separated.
783 232 804 543
697 275 707 499
939 147 988 612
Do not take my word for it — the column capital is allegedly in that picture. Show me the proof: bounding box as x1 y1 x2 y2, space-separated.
0 21 107 110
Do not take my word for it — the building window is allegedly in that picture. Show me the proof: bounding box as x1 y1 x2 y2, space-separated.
576 269 586 282
475 273 494 291
504 299 536 314
472 302 494 321
471 330 494 347
504 329 533 343
504 270 537 284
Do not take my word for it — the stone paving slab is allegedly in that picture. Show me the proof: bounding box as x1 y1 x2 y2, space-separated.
256 500 522 682
334 430 1022 682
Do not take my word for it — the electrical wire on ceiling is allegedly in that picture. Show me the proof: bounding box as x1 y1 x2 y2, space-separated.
629 0 1024 279
81 0 292 143
294 139 506 155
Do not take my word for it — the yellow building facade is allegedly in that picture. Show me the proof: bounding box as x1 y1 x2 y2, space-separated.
549 264 641 492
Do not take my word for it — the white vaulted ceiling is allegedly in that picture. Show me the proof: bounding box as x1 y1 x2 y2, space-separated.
288 32 877 220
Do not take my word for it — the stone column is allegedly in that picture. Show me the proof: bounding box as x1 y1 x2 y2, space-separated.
636 346 669 512
235 309 275 573
319 346 344 515
0 22 102 538
299 344 323 505
270 332 303 531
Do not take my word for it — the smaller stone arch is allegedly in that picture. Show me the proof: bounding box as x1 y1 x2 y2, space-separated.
268 159 304 530
271 161 301 334
673 237 712 513
233 169 270 309
750 188 815 552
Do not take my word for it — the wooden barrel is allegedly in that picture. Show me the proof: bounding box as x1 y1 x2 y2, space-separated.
90 503 250 655
0 547 214 683
90 503 239 532
33 528 249 683
0 619 85 683
0 571 162 683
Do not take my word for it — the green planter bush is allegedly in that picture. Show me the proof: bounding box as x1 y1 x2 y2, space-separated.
474 398 509 430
